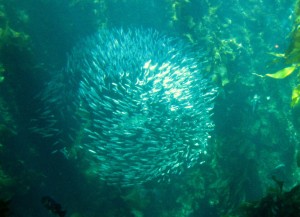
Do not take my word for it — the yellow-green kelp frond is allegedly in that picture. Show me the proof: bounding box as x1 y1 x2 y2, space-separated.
253 64 299 79
292 84 300 107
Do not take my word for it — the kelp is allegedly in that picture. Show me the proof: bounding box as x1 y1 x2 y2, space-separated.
265 65 299 79
291 84 300 107
260 0 300 107
254 65 299 79
237 183 300 217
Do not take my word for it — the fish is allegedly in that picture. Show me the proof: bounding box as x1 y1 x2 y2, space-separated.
36 28 217 186
41 196 66 217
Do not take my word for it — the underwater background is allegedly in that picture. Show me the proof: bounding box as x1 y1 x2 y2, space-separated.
1 0 300 216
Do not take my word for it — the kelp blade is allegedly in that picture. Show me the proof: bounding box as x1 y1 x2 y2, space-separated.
291 84 300 107
265 65 297 79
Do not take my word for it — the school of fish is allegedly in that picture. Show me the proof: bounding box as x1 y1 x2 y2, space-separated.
34 29 217 186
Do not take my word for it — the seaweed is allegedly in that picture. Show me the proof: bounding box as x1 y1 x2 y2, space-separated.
254 0 300 107
230 180 300 217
